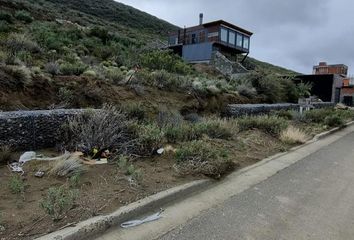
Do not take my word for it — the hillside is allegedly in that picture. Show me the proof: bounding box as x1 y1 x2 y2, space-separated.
243 57 299 75
0 0 303 112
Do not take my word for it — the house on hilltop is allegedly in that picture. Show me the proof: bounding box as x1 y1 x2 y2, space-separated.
168 14 253 64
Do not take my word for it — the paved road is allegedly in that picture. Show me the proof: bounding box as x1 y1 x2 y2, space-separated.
160 131 354 240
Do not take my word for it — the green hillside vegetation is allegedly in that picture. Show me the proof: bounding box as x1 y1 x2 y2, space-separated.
0 0 305 112
243 57 300 75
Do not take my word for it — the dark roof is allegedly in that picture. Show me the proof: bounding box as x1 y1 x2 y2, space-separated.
169 20 253 36
203 20 253 36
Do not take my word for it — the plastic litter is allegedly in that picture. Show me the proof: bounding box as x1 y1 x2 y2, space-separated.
8 162 24 175
19 151 37 164
35 171 45 178
157 148 164 155
120 209 164 228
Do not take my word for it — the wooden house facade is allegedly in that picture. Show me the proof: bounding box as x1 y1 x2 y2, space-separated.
168 17 253 63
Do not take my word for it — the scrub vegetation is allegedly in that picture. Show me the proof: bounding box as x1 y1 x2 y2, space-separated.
1 0 354 239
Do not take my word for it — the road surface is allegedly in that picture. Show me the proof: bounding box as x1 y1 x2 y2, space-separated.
97 126 354 240
160 131 354 240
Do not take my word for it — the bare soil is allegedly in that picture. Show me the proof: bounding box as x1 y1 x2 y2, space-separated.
0 130 292 240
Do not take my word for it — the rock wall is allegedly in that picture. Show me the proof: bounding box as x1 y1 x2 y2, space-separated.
0 109 84 151
210 51 248 76
224 102 335 117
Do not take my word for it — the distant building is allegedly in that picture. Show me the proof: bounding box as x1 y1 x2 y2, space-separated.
168 14 253 63
313 62 348 76
297 62 353 105
341 76 354 106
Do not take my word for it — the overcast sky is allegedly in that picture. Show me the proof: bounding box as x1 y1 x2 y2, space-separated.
117 0 354 74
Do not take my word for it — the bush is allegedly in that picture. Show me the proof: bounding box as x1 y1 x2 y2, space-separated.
65 105 133 154
60 62 88 76
89 26 110 43
197 117 236 139
304 108 334 124
0 11 13 23
58 87 74 105
9 175 25 194
324 114 344 128
105 66 125 83
45 62 60 75
175 140 234 178
14 10 33 23
140 50 192 74
40 186 78 221
274 110 293 120
280 126 309 144
129 122 163 155
1 65 32 89
157 109 183 128
238 115 288 136
0 20 11 33
123 103 147 121
5 33 41 54
116 155 143 182
82 70 97 78
0 146 12 165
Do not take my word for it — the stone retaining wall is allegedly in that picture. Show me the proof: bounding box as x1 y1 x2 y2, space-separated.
0 109 84 151
224 102 335 117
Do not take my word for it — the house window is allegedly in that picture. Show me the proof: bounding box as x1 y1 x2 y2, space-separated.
199 31 206 43
221 28 228 42
236 33 243 47
243 36 249 49
229 31 235 45
192 33 197 44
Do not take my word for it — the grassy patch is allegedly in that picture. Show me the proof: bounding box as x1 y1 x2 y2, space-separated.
175 140 235 178
8 175 25 194
280 126 309 144
238 115 288 136
40 186 79 221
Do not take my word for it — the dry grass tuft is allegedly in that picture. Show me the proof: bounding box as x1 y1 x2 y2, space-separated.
280 126 309 144
49 153 85 177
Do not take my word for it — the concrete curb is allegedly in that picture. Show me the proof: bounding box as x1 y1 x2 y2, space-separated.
37 121 354 240
36 180 212 240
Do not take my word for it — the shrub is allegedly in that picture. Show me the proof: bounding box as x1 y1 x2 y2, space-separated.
0 146 12 165
82 70 97 78
58 87 74 105
40 186 78 221
0 11 13 23
129 122 163 155
324 114 344 128
65 105 133 154
1 65 32 89
197 117 236 139
280 126 309 144
0 20 11 33
45 62 60 75
14 10 33 23
157 109 183 128
9 175 25 194
230 76 257 98
274 110 293 120
69 173 81 189
105 66 125 84
116 156 143 182
304 108 334 123
89 26 110 43
238 115 288 136
60 62 88 76
5 34 41 61
122 103 146 121
140 50 192 74
175 140 234 178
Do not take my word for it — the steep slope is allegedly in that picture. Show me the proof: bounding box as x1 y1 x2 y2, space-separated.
243 57 300 75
